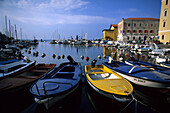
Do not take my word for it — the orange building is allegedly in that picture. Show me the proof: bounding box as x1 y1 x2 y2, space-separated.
102 24 118 41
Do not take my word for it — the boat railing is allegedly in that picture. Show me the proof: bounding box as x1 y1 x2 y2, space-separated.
35 81 73 96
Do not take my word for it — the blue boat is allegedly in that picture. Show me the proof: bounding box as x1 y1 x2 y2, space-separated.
0 59 36 78
125 60 170 75
0 59 23 65
29 56 82 110
103 57 170 93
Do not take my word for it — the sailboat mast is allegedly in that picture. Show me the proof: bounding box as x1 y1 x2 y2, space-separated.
15 24 18 40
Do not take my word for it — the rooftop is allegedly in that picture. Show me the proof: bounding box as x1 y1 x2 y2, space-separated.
123 17 160 21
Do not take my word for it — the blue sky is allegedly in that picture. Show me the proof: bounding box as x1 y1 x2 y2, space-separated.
0 0 161 40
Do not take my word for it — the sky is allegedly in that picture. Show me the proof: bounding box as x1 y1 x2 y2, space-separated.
0 0 161 40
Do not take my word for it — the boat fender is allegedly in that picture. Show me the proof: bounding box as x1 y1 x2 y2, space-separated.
41 53 46 58
98 55 101 59
86 57 89 62
57 55 61 59
52 54 56 59
61 54 65 59
103 55 106 59
81 55 84 60
24 56 31 63
33 52 35 56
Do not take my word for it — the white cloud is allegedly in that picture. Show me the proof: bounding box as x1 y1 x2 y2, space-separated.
0 0 114 25
12 13 114 25
14 0 89 11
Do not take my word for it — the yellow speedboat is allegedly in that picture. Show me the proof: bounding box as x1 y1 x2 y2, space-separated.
84 64 133 102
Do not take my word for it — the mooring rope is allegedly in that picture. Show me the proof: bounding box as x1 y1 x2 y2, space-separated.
119 93 137 113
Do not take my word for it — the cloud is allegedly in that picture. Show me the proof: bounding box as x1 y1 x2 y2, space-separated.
14 0 89 11
12 13 114 25
0 0 114 25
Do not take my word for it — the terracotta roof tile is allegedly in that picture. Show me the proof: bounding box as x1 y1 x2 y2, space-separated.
125 17 159 21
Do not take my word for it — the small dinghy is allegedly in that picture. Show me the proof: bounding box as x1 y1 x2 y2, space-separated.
29 56 82 110
0 57 36 77
84 59 133 106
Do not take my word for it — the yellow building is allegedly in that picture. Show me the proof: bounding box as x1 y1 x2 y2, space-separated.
159 0 170 44
102 24 118 41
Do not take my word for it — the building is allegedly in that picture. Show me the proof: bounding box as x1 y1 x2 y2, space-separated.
118 18 159 42
102 24 118 41
159 0 170 44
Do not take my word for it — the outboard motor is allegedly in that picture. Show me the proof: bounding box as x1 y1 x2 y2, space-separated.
91 59 97 68
67 55 74 63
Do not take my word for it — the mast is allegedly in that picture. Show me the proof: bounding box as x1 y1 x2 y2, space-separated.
20 28 22 41
9 19 11 38
15 24 18 40
5 16 8 36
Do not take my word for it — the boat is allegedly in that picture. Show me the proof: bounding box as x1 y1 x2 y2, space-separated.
137 44 150 52
103 57 170 93
84 59 133 104
148 43 163 55
0 58 22 65
0 63 56 113
0 57 36 77
29 56 82 110
125 60 170 75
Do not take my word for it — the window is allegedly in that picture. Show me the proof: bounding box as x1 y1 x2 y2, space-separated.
144 30 148 33
127 37 129 40
166 0 168 5
139 37 141 40
134 24 136 27
133 37 135 40
163 21 166 27
128 23 130 27
139 24 142 27
164 10 167 17
127 30 131 33
150 30 154 33
139 30 142 33
145 24 148 27
133 30 137 33
151 24 153 27
162 35 164 40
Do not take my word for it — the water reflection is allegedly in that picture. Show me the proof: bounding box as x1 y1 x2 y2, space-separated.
20 42 170 113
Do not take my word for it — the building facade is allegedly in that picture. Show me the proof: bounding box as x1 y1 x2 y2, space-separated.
159 0 170 44
102 24 118 41
118 18 159 42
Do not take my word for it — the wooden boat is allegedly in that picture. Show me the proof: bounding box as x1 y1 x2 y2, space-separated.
125 60 170 75
0 59 36 78
29 56 82 110
84 59 133 103
0 63 56 113
103 58 170 93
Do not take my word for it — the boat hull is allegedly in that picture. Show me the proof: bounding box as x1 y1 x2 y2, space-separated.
35 81 81 110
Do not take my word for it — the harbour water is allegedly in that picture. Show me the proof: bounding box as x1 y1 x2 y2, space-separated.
14 41 170 113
